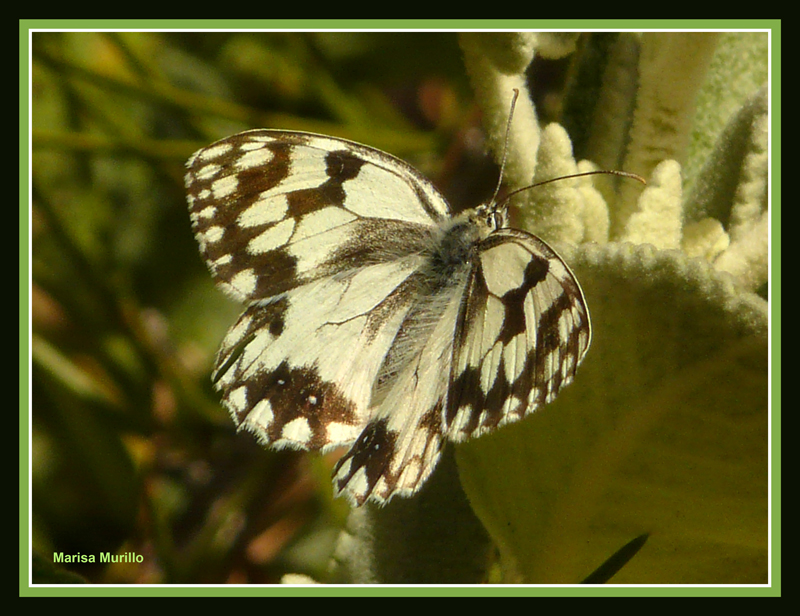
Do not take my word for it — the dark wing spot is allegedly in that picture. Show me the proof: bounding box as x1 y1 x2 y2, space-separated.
333 418 397 503
496 254 549 343
234 361 359 450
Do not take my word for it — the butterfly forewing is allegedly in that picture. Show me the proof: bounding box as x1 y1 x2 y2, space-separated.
446 230 591 440
186 128 591 507
186 130 449 302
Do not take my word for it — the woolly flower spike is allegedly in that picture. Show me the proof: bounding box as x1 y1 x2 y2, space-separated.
334 32 770 585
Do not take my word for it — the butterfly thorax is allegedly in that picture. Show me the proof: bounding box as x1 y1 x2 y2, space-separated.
416 203 504 295
424 216 475 287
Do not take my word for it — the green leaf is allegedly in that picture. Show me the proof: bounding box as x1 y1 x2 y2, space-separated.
456 243 767 584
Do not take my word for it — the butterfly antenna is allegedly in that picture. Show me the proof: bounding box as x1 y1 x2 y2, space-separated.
488 89 521 207
497 169 646 210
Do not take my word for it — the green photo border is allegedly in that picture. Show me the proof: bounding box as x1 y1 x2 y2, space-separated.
20 19 781 597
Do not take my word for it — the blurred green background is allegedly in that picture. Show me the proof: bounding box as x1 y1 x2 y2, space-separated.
30 31 512 584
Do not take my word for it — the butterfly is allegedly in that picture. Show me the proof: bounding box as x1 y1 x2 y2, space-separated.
185 120 591 507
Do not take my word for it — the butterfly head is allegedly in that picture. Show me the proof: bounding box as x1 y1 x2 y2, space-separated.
466 202 506 239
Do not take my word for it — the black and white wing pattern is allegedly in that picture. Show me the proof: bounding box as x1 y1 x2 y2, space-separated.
186 129 590 507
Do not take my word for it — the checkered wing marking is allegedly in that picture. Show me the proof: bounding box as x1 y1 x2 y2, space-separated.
445 229 591 440
186 129 450 302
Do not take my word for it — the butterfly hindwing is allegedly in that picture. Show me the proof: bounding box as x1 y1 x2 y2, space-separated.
213 250 430 453
332 266 468 505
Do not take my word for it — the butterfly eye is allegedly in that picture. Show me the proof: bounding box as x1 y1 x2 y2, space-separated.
488 211 503 229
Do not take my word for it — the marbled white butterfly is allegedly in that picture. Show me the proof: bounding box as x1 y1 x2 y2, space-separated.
186 107 591 507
